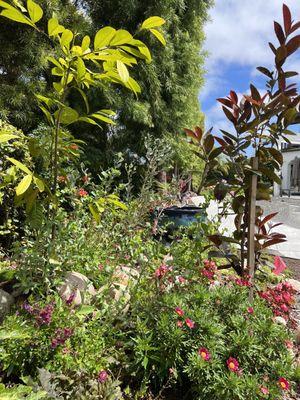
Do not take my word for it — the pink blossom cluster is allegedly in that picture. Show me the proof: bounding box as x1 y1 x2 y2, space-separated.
51 327 73 349
23 302 54 326
259 282 295 320
201 259 217 281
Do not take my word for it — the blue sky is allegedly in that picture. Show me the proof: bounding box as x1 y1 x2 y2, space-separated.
200 0 300 134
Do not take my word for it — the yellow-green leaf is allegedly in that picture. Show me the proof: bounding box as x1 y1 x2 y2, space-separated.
94 27 116 50
91 113 115 125
53 82 63 94
0 133 18 143
149 28 166 45
117 60 129 83
48 17 64 36
57 107 79 125
77 58 86 81
110 29 132 46
1 7 34 26
126 77 141 94
33 175 45 192
89 203 100 223
16 174 32 196
60 29 73 49
81 35 90 52
141 16 165 30
7 157 32 174
27 0 42 23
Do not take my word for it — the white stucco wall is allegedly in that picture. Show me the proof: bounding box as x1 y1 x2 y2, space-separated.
275 149 300 194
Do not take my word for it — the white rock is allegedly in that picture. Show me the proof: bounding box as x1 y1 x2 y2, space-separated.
273 316 287 326
286 279 300 292
59 271 96 305
0 289 14 319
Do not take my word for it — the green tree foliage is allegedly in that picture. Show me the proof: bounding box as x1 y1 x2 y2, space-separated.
78 0 213 171
0 0 89 130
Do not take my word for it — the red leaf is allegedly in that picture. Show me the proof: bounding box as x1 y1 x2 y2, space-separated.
208 234 222 247
215 137 227 147
194 126 203 140
286 35 300 56
184 128 199 141
243 95 260 107
258 212 278 228
270 222 283 229
283 4 292 35
273 255 287 275
290 21 300 34
250 84 261 102
230 90 238 105
217 97 233 108
222 106 236 124
261 238 287 249
274 21 285 44
269 42 277 55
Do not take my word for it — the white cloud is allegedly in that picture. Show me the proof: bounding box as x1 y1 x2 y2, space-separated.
204 0 300 69
202 0 300 130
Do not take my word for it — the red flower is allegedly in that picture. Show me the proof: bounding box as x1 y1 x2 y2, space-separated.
77 188 88 197
227 357 239 372
198 347 211 361
278 377 289 390
260 386 269 395
175 307 184 317
247 307 254 314
185 318 195 329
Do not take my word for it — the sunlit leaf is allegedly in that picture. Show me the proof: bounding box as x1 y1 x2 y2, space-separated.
117 60 129 82
27 0 43 23
149 28 166 45
141 16 165 30
7 157 32 174
94 27 116 50
16 174 32 196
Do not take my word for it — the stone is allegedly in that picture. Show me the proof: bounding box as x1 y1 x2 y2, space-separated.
286 278 300 292
273 316 287 326
109 266 139 313
0 289 14 320
295 325 300 345
59 271 96 306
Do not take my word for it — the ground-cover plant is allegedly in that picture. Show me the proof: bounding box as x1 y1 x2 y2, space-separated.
0 253 298 399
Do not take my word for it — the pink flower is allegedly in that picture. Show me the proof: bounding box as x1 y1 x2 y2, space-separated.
285 340 293 349
280 304 288 313
185 318 195 329
260 386 269 395
226 357 239 372
198 347 211 361
176 320 183 328
247 307 254 314
98 370 108 383
278 377 289 390
175 307 184 317
178 276 186 284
